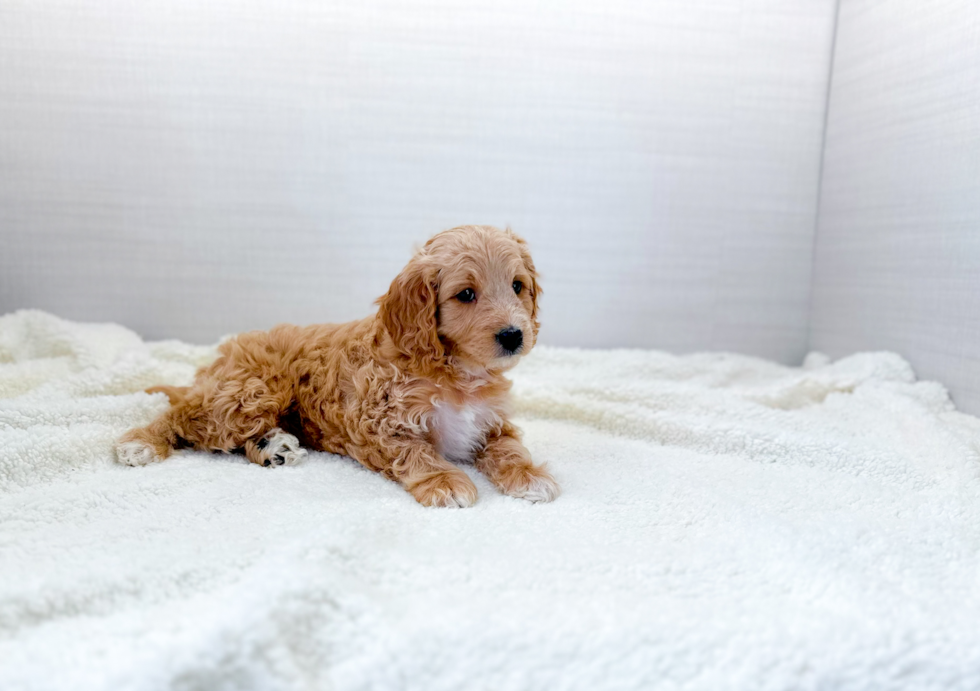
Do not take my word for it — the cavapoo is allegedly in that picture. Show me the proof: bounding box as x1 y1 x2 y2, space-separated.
116 225 560 507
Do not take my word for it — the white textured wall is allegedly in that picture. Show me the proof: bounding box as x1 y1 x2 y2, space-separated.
1 0 837 361
810 0 980 414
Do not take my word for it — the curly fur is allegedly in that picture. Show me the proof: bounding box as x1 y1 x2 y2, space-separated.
117 225 560 507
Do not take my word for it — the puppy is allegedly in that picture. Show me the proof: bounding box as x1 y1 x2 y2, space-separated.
116 225 560 507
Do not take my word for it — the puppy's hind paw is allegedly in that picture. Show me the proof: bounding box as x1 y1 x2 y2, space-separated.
116 440 162 467
248 428 308 467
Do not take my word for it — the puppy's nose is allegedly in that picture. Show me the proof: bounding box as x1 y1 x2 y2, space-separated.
495 327 523 354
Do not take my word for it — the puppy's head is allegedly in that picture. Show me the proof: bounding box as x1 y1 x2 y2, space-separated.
378 225 540 374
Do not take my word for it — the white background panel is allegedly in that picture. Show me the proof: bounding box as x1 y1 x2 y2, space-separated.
810 0 980 413
0 0 837 362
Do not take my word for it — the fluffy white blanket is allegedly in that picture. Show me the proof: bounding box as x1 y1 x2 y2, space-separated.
2 310 980 690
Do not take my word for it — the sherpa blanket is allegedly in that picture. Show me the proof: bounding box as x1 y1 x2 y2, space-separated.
2 310 980 691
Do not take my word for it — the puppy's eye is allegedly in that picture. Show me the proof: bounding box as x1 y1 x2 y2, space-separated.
455 288 476 303
513 280 523 295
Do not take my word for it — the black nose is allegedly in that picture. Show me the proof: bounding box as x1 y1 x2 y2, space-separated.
495 327 523 354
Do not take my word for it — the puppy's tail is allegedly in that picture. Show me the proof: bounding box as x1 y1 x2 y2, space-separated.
145 385 190 405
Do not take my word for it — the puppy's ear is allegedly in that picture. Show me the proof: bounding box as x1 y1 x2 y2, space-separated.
376 257 443 370
509 230 542 338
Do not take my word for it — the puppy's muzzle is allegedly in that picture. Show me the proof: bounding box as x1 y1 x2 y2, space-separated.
495 327 523 355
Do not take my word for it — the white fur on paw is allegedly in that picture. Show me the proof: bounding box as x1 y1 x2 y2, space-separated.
116 440 160 467
508 472 561 503
258 429 308 467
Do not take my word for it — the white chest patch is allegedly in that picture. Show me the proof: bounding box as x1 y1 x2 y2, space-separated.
431 401 498 462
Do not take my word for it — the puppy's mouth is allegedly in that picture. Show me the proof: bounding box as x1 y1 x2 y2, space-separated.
488 351 523 371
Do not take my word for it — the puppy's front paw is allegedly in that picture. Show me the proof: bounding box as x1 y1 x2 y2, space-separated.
497 464 561 503
249 429 308 467
116 440 162 466
410 470 478 508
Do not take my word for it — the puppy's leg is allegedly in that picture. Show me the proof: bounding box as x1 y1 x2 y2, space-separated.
119 329 305 466
116 384 210 465
243 428 308 467
117 376 287 466
398 445 478 507
352 441 478 508
476 423 560 503
116 407 184 466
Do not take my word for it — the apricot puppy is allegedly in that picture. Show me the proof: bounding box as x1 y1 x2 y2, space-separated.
116 225 560 507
